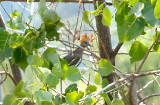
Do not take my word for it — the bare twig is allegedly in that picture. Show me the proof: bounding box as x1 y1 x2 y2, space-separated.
139 94 160 104
136 32 160 74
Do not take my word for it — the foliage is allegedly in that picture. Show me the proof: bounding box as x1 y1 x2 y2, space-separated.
1 0 160 104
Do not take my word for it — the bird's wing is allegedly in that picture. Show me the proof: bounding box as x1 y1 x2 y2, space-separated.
63 53 82 66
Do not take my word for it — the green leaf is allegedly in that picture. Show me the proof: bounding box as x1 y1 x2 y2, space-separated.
66 91 80 105
88 85 97 93
129 41 148 63
35 90 52 102
12 100 24 105
116 1 145 43
61 59 69 80
48 53 61 70
91 97 96 105
45 73 59 87
55 94 62 105
91 3 104 16
142 1 156 26
9 33 23 48
152 32 160 53
94 72 101 85
65 84 78 94
102 7 112 26
7 15 25 30
42 47 56 68
66 66 81 82
112 0 120 8
111 99 125 105
129 0 138 6
102 78 109 88
101 93 111 105
42 9 60 23
38 0 46 17
14 80 26 98
83 11 90 24
10 10 19 17
3 94 17 105
151 0 157 7
0 28 12 63
11 46 29 70
97 59 113 76
52 68 63 79
32 54 44 67
36 67 51 82
154 0 160 19
84 95 92 105
128 2 144 16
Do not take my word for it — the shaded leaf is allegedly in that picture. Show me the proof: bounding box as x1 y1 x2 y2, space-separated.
84 95 92 105
142 1 156 26
65 84 78 94
11 46 29 70
101 93 111 105
0 28 12 63
3 94 17 105
66 66 81 82
45 73 59 87
35 90 52 102
128 2 144 16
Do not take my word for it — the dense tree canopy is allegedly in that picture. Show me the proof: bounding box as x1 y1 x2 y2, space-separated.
0 0 160 105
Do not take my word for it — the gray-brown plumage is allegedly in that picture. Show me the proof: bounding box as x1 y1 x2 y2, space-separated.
63 41 90 66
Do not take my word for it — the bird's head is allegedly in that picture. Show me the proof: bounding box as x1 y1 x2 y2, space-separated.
80 41 91 47
80 33 91 47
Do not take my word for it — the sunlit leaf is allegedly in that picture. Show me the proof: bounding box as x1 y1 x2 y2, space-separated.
98 59 113 76
83 11 90 24
94 72 101 85
154 0 160 19
66 91 80 105
111 99 125 105
129 41 148 63
102 7 112 26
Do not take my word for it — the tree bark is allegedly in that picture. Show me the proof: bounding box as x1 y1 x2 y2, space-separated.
93 0 115 102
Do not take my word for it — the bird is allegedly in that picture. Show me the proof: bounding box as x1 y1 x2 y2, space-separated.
63 35 91 67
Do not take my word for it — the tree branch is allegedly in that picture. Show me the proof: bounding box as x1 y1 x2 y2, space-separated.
139 94 160 104
0 0 113 5
114 43 123 56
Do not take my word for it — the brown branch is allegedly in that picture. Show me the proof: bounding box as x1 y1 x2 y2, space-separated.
139 94 160 104
0 0 112 5
114 43 123 56
0 71 17 86
91 70 160 98
136 32 160 74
